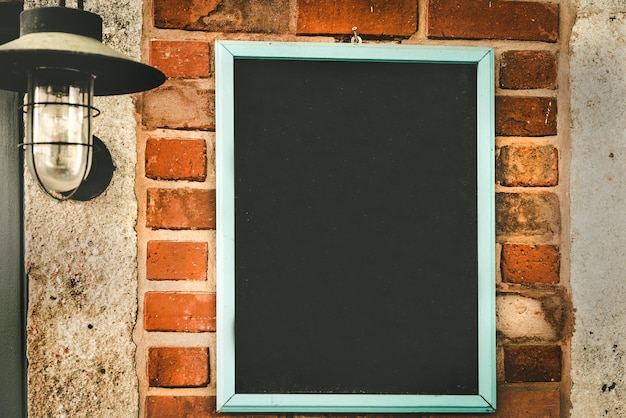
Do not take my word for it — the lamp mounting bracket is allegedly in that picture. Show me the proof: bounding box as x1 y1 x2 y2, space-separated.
58 1 85 10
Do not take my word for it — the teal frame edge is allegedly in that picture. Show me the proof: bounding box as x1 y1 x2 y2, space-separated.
215 40 496 414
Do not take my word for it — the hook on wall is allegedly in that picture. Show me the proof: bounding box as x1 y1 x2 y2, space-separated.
351 26 362 44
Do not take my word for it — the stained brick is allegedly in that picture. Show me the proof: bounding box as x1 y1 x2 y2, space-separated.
145 138 207 181
148 347 209 387
296 0 417 37
496 192 560 238
501 244 560 284
497 294 558 342
504 345 562 382
147 241 208 281
497 145 558 187
427 0 559 42
142 81 214 130
150 40 210 79
145 396 216 418
144 292 216 332
154 0 291 33
496 97 557 137
500 50 557 90
146 188 216 230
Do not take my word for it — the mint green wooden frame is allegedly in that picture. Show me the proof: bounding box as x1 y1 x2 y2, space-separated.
215 41 496 414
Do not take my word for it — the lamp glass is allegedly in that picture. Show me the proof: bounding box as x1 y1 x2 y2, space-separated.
25 68 94 195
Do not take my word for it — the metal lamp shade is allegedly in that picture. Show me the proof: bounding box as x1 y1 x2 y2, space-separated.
0 7 165 95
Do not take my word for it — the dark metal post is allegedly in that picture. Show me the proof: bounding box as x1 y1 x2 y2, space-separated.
0 2 26 417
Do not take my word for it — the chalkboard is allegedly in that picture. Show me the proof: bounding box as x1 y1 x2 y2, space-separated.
216 41 495 413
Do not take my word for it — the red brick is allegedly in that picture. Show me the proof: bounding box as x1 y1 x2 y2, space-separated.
154 0 290 33
145 138 207 182
427 0 559 42
436 390 560 418
501 244 560 284
505 345 562 383
142 81 214 130
148 347 209 387
493 390 560 417
150 40 210 79
496 192 560 238
496 145 558 187
147 241 208 281
500 50 557 90
144 292 216 332
297 0 417 37
145 396 216 418
154 0 220 28
496 97 557 137
146 188 216 230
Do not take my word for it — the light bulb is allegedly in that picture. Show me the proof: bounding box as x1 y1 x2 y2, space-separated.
25 68 94 196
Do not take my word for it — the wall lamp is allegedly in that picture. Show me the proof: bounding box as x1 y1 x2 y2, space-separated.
0 1 165 201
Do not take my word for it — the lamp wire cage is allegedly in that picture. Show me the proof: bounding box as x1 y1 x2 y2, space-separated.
19 100 102 200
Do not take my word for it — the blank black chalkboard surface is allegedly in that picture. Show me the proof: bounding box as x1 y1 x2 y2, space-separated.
215 41 495 414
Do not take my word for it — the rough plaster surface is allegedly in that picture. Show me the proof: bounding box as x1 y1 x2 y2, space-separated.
576 0 626 11
570 9 626 418
24 1 141 417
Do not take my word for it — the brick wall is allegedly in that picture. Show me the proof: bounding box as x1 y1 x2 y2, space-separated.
136 0 571 416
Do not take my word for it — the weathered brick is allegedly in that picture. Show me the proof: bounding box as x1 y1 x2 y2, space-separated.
439 390 560 418
145 138 207 181
496 97 557 137
144 292 216 332
150 40 210 79
496 192 560 238
427 0 559 42
142 81 214 130
148 347 209 387
296 0 417 37
501 244 560 284
146 188 216 230
147 241 208 281
494 390 560 417
145 396 216 418
505 345 561 383
154 0 291 33
497 145 558 187
500 50 557 90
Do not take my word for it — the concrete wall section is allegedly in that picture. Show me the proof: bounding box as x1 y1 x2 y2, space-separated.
570 6 626 417
24 1 141 417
